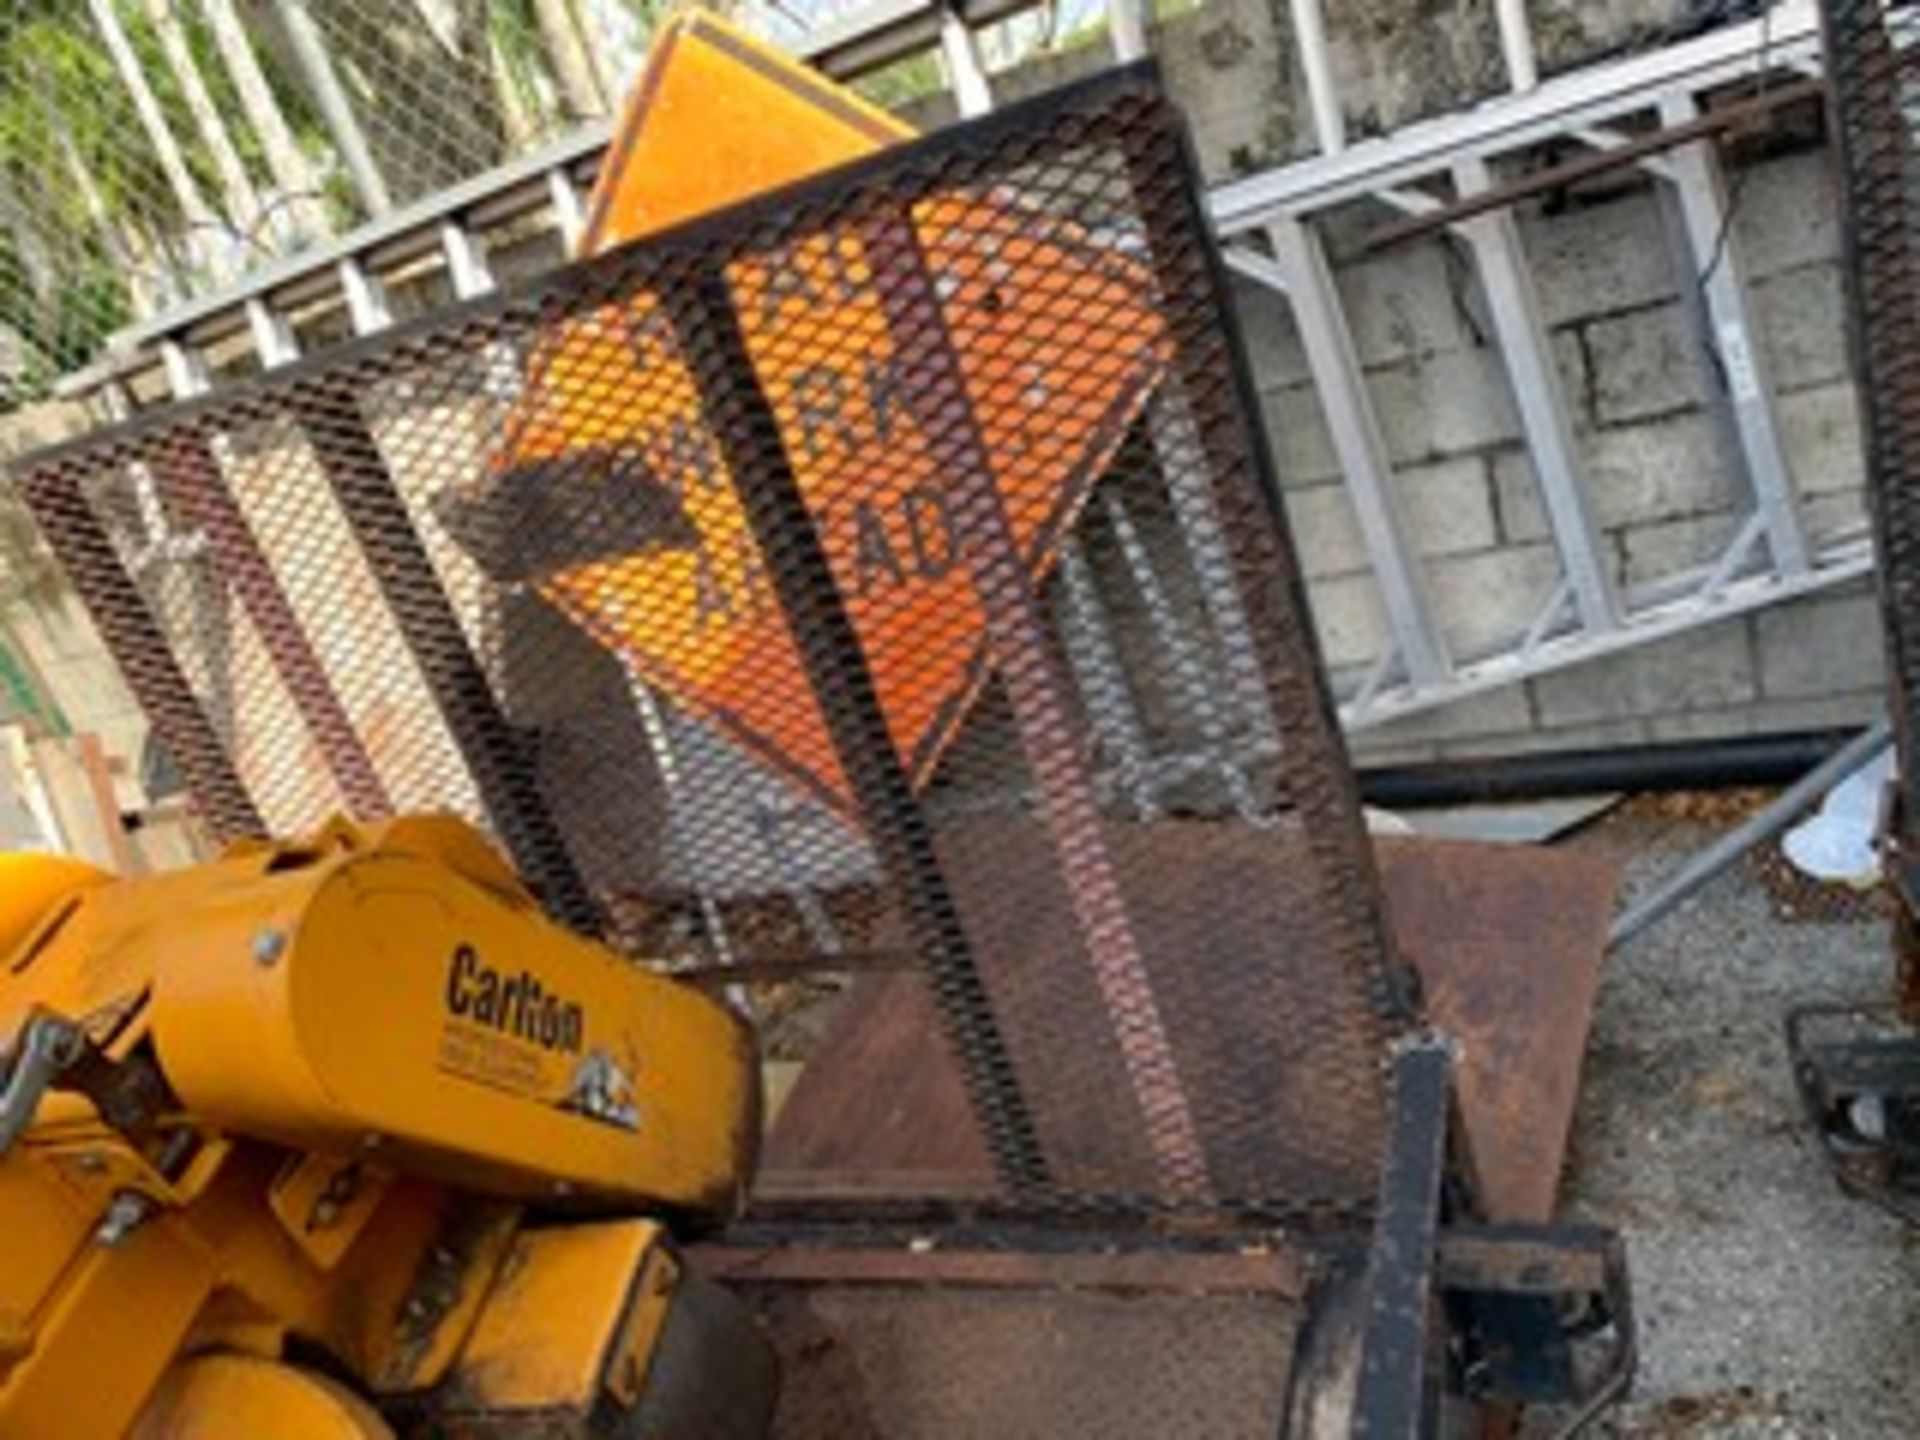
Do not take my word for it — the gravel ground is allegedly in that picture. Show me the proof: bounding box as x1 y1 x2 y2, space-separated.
1555 806 1920 1438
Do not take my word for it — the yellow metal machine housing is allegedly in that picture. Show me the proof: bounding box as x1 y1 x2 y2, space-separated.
0 814 771 1438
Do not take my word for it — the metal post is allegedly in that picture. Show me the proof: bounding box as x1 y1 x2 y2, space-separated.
16 467 264 841
1352 1037 1453 1439
147 432 394 819
868 210 1211 1201
1453 154 1622 633
1108 0 1150 62
276 0 394 215
295 388 605 935
1495 0 1539 92
663 268 1051 1198
1288 0 1346 154
1608 721 1893 949
1257 222 1453 685
938 7 994 119
87 0 229 281
1658 94 1809 575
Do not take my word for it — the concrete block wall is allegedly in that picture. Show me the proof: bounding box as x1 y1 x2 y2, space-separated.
1239 139 1884 765
971 2 1885 761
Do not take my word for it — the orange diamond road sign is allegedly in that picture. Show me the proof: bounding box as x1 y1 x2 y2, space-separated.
491 12 1168 814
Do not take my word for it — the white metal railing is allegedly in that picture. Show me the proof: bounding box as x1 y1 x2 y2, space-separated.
64 0 1860 756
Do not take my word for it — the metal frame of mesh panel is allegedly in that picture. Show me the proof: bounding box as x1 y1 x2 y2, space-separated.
14 65 1419 1221
1786 0 1920 1235
1823 0 1920 844
10 66 1642 1434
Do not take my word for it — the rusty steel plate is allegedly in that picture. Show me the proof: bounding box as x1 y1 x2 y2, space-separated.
766 831 1618 1222
1373 835 1618 1222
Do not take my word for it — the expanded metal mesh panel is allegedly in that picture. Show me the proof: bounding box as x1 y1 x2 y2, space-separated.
1825 0 1920 820
13 71 1407 1216
741 1283 1302 1438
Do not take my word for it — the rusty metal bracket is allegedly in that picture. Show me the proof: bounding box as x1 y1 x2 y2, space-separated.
1787 1001 1920 1226
1350 1036 1452 1438
1346 1037 1634 1437
1438 1223 1636 1438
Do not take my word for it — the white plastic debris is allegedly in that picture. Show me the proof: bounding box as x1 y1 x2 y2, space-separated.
1781 743 1896 886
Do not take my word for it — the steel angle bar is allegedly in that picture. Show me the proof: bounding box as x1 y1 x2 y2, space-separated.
1100 489 1259 815
1254 220 1453 686
1056 540 1160 813
1209 0 1820 230
1452 155 1621 636
1609 719 1892 948
1147 394 1281 757
865 208 1211 1202
661 265 1052 1198
1352 1036 1454 1438
1658 92 1810 575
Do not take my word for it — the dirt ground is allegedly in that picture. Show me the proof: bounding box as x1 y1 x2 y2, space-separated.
1553 802 1920 1438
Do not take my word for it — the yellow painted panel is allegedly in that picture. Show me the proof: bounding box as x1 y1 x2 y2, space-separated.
131 1353 392 1440
451 1219 664 1410
0 1214 213 1439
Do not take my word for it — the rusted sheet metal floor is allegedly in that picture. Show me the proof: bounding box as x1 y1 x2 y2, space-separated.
693 1246 1309 1440
764 831 1618 1223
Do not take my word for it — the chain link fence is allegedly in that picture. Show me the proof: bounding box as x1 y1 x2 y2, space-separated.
0 0 650 401
0 0 1122 412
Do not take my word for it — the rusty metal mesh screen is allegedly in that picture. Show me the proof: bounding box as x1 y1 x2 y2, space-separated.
1825 0 1920 821
10 71 1408 1218
742 1284 1302 1437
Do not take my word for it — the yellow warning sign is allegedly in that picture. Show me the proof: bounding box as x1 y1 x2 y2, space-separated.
495 12 1167 812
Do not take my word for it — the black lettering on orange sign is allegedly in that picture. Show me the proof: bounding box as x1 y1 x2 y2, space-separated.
789 366 857 462
901 483 957 579
691 524 773 635
851 499 904 595
864 353 909 447
620 302 676 371
644 412 722 501
757 257 821 329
